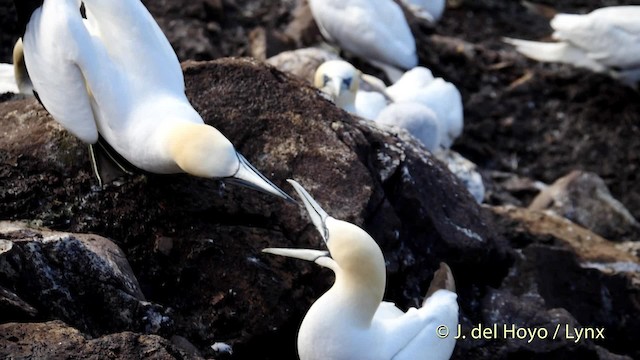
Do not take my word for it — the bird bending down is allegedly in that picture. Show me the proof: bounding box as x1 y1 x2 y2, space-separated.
15 0 293 201
504 6 640 86
308 0 417 81
263 179 459 360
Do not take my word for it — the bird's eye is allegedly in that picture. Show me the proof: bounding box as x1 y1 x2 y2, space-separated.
342 78 352 87
323 75 330 85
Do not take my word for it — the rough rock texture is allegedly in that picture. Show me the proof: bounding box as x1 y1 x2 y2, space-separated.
487 207 640 360
0 221 169 336
529 171 640 242
0 320 202 359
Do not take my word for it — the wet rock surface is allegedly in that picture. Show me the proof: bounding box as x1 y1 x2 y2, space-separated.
0 0 638 359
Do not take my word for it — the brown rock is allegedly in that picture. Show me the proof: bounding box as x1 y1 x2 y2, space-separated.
0 320 201 360
529 171 640 242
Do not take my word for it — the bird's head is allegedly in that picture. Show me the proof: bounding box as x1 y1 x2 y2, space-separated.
314 60 361 111
264 180 385 297
168 123 294 201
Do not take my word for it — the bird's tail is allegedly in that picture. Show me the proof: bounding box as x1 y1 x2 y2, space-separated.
423 262 456 306
503 37 605 72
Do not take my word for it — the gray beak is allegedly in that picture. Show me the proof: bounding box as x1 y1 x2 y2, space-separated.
287 179 331 243
225 153 296 203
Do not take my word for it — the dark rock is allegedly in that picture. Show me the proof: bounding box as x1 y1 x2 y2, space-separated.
0 221 170 336
529 171 640 242
0 320 201 360
488 206 640 359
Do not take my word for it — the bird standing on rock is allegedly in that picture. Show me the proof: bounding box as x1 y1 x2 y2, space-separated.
504 6 640 87
264 179 459 360
12 0 293 201
308 0 418 81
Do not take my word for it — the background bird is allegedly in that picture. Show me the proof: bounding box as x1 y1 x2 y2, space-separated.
307 0 417 81
504 5 640 86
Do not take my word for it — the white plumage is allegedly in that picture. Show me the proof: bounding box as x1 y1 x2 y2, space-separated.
505 6 640 86
0 63 19 94
19 0 293 200
375 102 441 152
308 0 418 76
264 180 459 360
387 71 463 149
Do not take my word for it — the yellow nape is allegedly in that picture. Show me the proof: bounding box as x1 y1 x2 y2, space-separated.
167 123 238 178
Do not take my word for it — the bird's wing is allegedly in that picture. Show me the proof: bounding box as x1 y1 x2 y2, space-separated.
551 7 640 69
377 290 458 360
22 1 99 143
82 0 184 92
311 0 417 69
504 37 607 73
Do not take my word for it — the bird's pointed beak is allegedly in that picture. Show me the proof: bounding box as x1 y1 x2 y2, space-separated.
225 153 296 203
287 179 331 243
262 248 329 262
333 79 343 100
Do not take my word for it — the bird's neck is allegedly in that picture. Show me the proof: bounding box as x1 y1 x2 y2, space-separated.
331 266 386 327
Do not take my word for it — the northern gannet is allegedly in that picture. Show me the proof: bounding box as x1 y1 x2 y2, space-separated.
314 61 446 151
504 6 640 86
264 179 459 360
308 0 418 81
314 60 390 120
314 60 361 114
14 0 293 200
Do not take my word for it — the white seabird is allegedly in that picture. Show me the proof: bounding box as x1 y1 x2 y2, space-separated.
314 59 390 120
264 179 459 360
314 61 445 150
504 6 640 86
308 0 418 81
314 60 362 115
15 0 293 200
